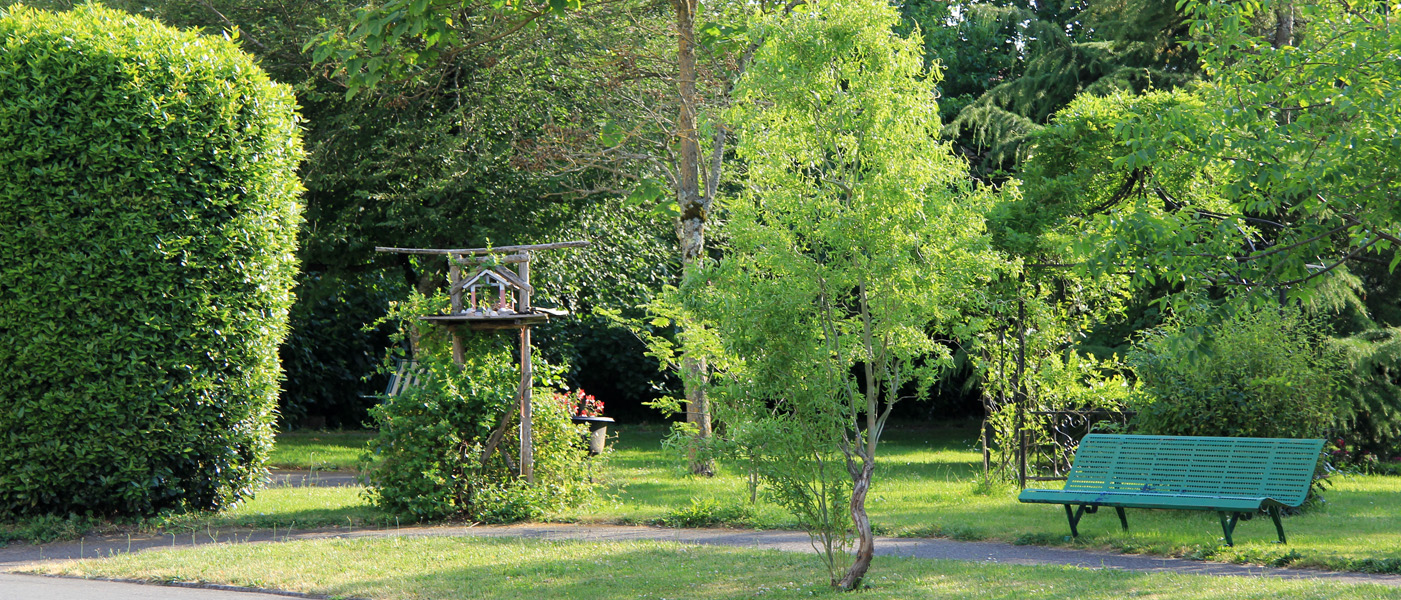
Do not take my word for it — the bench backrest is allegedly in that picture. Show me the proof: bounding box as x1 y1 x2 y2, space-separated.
384 360 425 397
1064 434 1324 507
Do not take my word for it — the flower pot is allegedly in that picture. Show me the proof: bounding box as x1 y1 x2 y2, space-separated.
570 416 615 456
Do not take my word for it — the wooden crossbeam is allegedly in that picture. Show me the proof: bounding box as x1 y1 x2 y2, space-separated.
375 240 590 255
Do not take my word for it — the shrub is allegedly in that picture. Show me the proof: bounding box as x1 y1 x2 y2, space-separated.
1128 305 1343 440
0 5 303 516
361 292 591 522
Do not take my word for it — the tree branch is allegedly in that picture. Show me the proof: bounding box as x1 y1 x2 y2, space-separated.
197 0 267 51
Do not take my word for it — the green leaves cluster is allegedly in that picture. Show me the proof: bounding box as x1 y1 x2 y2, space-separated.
0 5 303 516
307 0 574 99
361 291 591 521
1043 0 1401 303
1008 0 1401 462
1128 305 1343 440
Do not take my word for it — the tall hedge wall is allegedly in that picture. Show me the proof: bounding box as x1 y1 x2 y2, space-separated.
0 5 304 516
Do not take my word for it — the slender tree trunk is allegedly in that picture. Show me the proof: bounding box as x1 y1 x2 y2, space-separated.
1273 2 1294 49
837 456 875 590
836 281 879 590
673 0 714 476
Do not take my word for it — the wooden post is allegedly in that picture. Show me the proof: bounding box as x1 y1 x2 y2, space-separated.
449 255 465 367
518 253 534 483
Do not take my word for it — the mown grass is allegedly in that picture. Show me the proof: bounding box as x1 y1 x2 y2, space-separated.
28 536 1401 600
150 486 388 533
268 430 374 471
559 423 1401 573
0 486 384 547
6 422 1400 577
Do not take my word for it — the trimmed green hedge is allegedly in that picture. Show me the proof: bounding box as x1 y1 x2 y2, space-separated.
0 5 304 516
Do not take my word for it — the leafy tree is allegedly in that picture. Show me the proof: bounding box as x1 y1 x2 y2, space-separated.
308 0 826 470
77 0 685 423
1018 0 1401 458
903 0 1200 176
1079 0 1399 302
892 0 1202 445
675 0 1003 587
20 0 414 426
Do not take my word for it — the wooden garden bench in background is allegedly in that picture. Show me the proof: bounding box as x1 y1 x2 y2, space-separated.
1018 434 1324 546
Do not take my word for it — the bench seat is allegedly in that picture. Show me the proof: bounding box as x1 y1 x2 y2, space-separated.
1019 489 1273 513
1017 434 1323 546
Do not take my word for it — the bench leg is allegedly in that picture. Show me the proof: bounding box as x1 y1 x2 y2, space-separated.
1064 504 1087 538
1115 506 1128 531
1270 506 1286 544
1218 512 1240 547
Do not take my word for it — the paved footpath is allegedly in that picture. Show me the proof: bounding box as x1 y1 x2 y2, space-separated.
3 522 1400 598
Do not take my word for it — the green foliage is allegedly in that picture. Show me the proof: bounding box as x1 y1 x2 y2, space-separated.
654 497 756 528
280 270 405 428
1071 0 1401 302
0 5 303 516
0 513 99 545
982 346 1137 479
1328 327 1401 460
529 199 681 419
909 0 1199 175
1013 90 1223 264
666 0 1004 587
1016 2 1401 457
361 291 591 522
306 0 579 100
1128 306 1343 440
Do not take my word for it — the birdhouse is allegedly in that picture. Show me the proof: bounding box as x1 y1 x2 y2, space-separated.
452 266 532 317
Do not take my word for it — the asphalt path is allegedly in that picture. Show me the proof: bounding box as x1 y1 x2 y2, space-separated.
3 522 1400 598
0 573 304 600
266 470 358 488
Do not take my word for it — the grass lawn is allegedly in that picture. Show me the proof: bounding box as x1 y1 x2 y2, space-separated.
151 486 387 533
559 423 1401 573
6 422 1399 577
0 486 386 547
268 430 374 471
28 536 1401 600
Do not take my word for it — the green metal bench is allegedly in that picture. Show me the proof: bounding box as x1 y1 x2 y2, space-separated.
1018 434 1324 546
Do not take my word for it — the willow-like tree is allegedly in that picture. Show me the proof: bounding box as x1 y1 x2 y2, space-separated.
678 0 1002 588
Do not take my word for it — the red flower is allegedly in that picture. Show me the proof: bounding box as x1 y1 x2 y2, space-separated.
561 389 605 417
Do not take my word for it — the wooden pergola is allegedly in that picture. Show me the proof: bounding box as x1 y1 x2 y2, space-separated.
376 240 589 482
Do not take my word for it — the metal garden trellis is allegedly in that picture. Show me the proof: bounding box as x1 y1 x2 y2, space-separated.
981 264 1133 489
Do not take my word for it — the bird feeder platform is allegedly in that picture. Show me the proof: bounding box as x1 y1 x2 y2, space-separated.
420 312 553 329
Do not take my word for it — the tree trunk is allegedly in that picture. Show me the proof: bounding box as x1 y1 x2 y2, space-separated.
672 0 714 476
1272 2 1294 49
836 456 876 591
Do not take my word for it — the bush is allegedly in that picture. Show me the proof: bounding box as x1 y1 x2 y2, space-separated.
1128 305 1343 440
0 5 303 516
361 292 591 522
